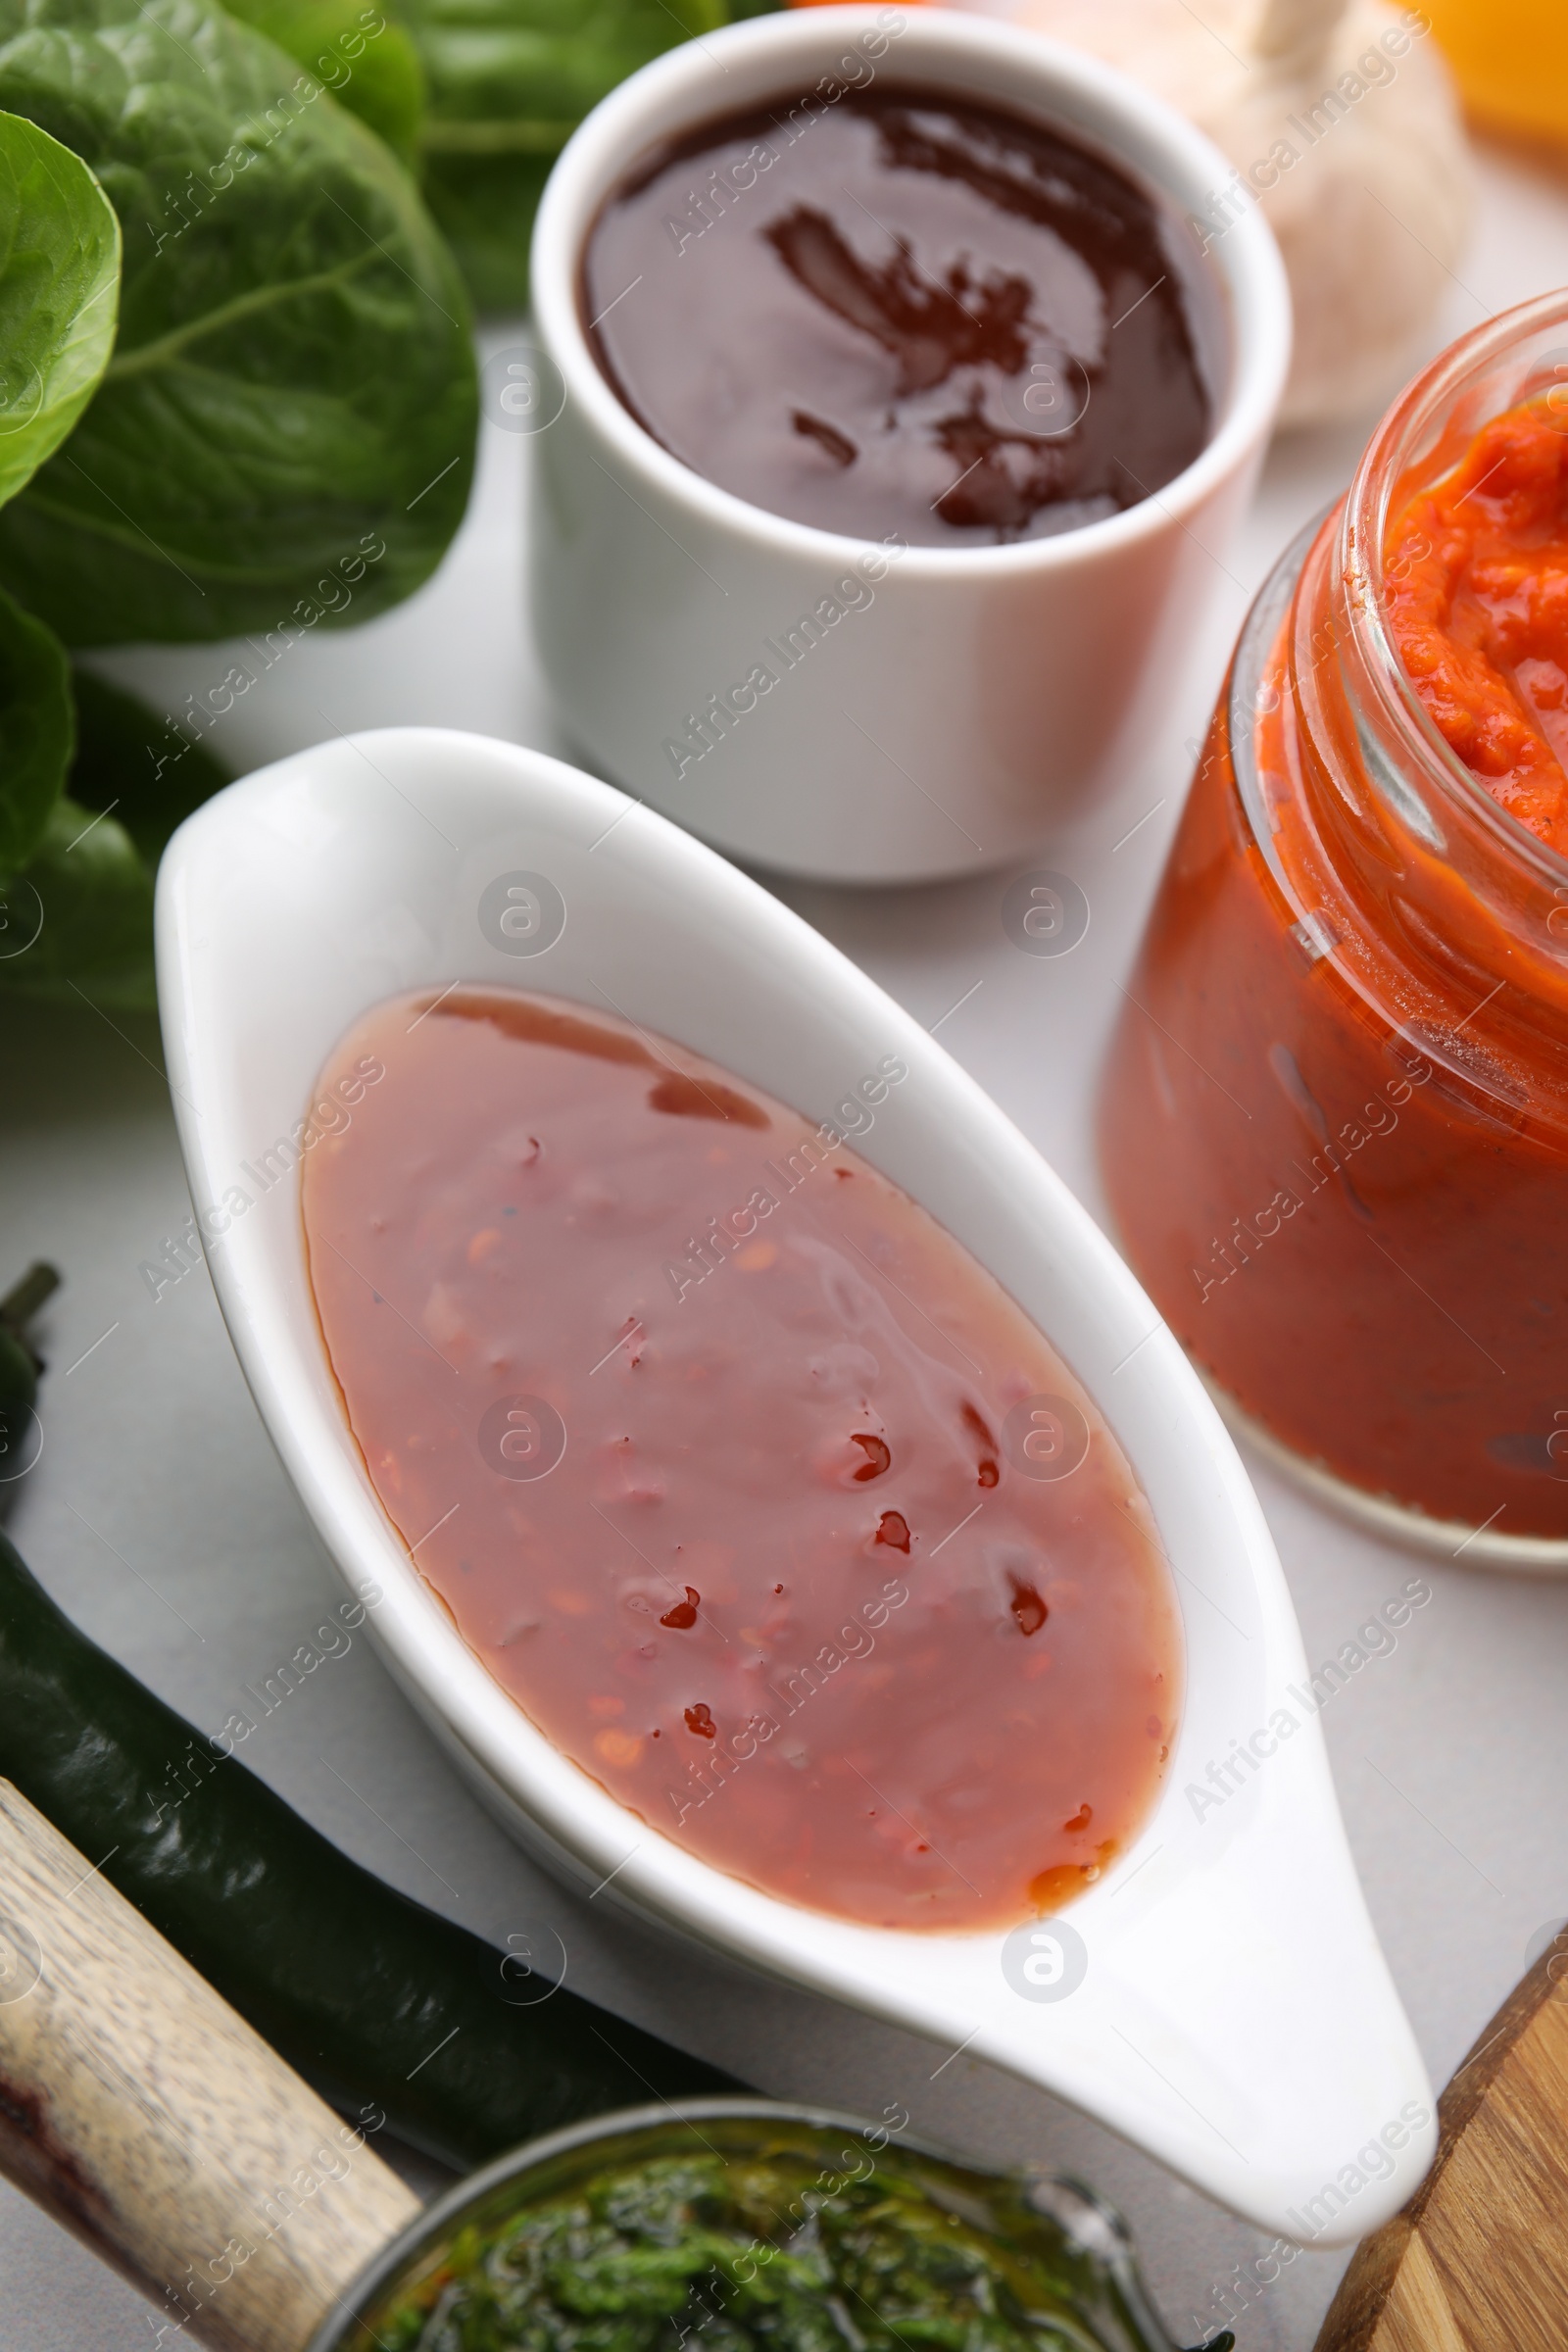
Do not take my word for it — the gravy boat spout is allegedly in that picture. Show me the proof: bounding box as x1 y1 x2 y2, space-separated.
156 727 1434 2243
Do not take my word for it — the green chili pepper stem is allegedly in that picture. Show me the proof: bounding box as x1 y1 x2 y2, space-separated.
0 1259 61 1364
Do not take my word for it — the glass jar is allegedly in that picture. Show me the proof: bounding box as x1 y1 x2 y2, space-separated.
1098 291 1568 1567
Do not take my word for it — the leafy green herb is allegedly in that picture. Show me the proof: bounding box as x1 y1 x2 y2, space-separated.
0 110 117 894
365 2142 1195 2352
220 0 427 167
68 667 229 867
0 582 72 873
0 666 233 1004
0 109 120 509
0 792 156 1005
0 661 234 1009
395 0 725 313
0 0 478 645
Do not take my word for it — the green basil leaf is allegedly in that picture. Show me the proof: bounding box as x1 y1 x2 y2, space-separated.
0 794 155 1007
398 0 725 313
0 583 72 873
0 0 477 646
69 667 228 866
409 144 550 316
220 0 426 168
0 109 120 510
0 665 235 1008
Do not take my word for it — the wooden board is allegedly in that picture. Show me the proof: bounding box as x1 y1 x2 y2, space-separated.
1316 1938 1568 2351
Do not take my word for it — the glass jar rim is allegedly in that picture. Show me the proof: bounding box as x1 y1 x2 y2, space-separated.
1340 285 1568 889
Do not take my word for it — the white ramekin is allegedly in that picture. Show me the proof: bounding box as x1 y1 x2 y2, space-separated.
526 5 1291 884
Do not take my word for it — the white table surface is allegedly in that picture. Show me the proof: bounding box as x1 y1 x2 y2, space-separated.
4 130 1567 2352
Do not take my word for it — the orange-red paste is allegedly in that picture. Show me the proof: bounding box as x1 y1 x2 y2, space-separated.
1385 399 1568 852
1098 398 1568 1537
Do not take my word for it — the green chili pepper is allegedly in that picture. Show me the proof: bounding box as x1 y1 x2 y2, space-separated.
0 1526 748 2167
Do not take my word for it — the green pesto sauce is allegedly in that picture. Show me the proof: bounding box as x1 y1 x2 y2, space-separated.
372 2150 1173 2352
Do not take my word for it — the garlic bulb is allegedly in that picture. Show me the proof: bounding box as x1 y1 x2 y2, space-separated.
964 0 1473 425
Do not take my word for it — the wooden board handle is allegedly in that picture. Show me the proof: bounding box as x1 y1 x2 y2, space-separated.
0 1779 419 2352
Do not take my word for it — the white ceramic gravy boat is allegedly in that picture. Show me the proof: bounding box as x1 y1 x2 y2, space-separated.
157 728 1434 2243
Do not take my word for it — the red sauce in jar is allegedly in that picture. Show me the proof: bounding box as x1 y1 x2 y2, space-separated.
1100 391 1568 1537
302 988 1180 1931
1386 399 1568 853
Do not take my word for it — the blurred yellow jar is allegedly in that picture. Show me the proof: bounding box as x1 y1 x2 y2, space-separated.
1424 0 1568 145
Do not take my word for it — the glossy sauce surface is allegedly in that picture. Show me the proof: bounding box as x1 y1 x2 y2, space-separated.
583 87 1211 546
303 990 1180 1930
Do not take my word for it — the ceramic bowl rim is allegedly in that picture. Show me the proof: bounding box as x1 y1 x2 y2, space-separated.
529 3 1293 579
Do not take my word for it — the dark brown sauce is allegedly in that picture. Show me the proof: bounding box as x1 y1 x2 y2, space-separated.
583 86 1213 547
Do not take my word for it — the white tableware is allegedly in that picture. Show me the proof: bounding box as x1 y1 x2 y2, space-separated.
158 728 1430 2241
526 5 1291 885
